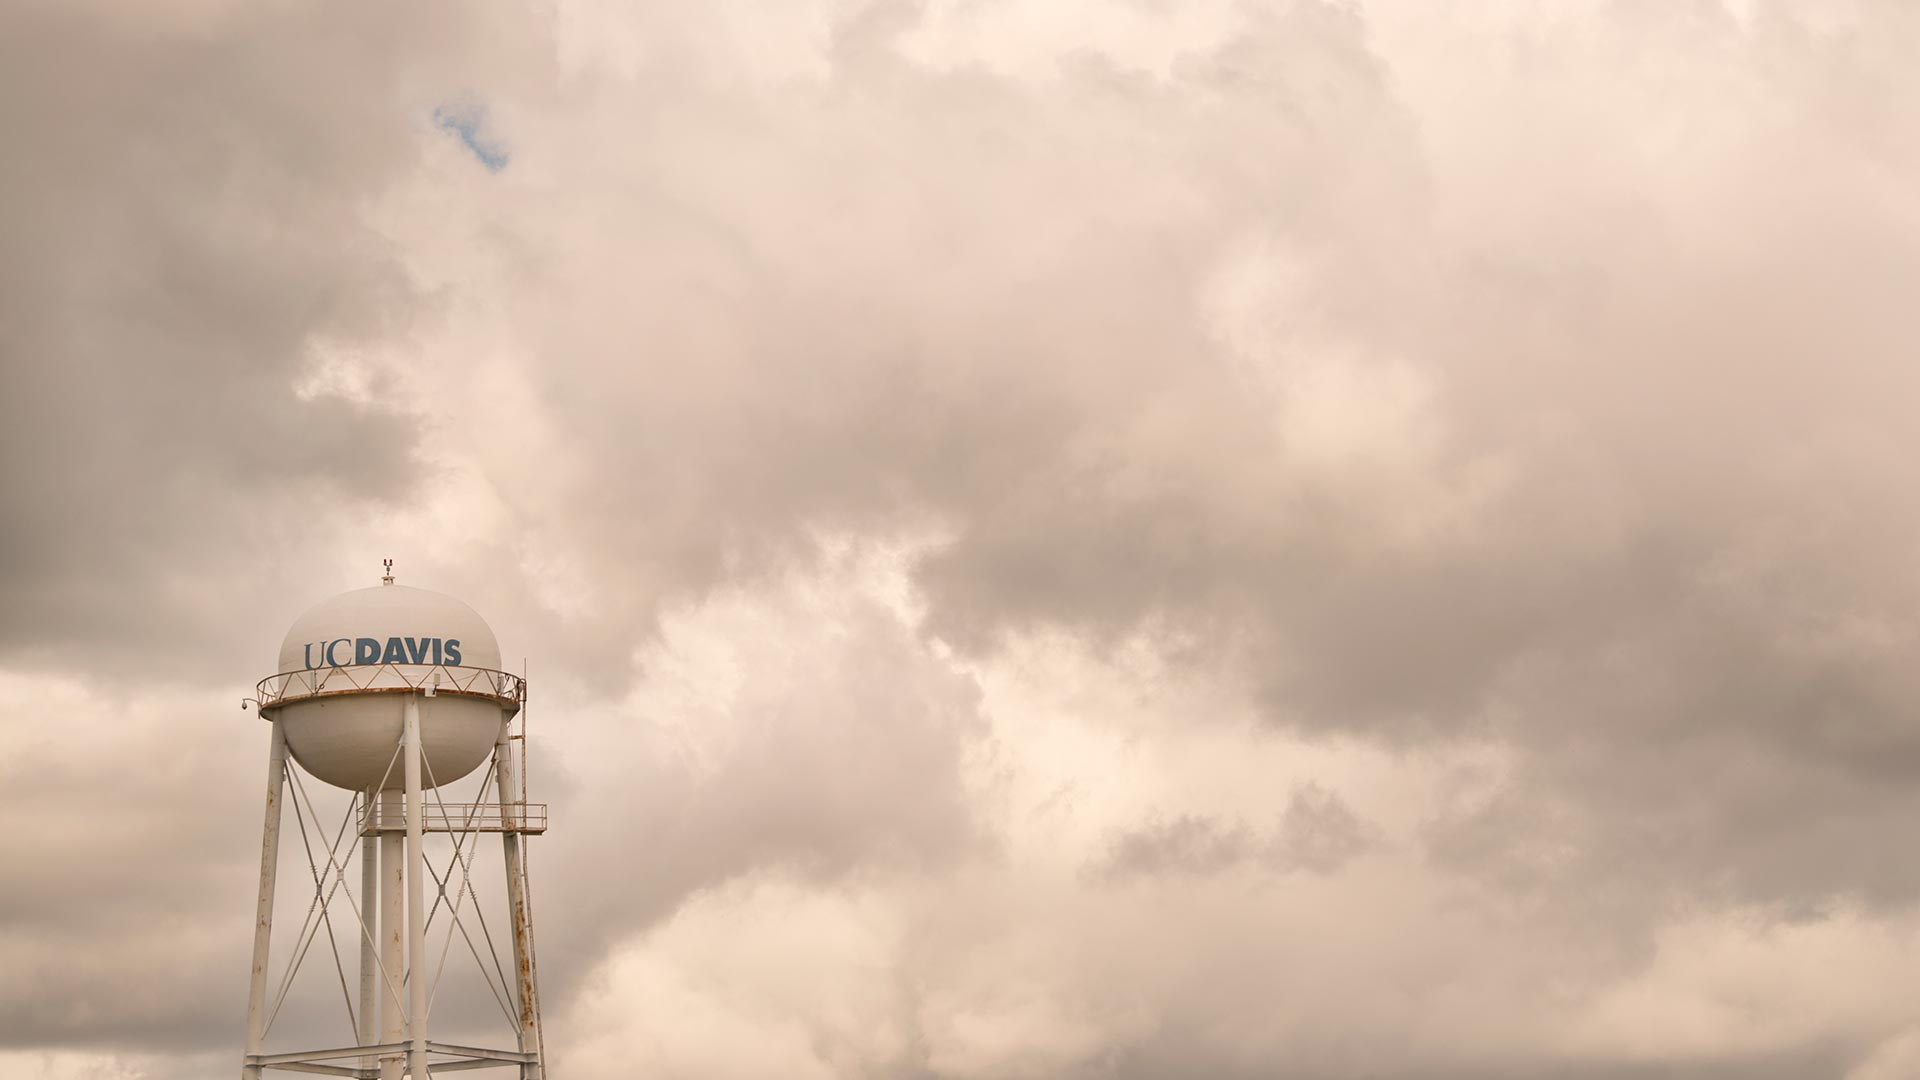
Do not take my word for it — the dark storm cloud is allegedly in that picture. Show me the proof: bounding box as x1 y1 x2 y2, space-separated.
451 0 1424 681
1268 782 1375 872
446 3 1920 1068
1096 813 1255 879
0 1 545 679
12 0 1920 1078
432 0 1920 925
1094 783 1375 879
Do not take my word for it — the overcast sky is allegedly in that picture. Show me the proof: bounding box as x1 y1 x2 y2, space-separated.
6 0 1920 1077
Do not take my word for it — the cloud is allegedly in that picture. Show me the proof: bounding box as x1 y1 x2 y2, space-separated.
11 0 1920 1077
0 673 264 1051
1094 813 1255 879
1092 782 1377 880
1268 782 1376 873
0 1 549 683
531 544 989 1001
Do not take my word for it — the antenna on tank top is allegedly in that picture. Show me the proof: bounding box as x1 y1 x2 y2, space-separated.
381 558 395 586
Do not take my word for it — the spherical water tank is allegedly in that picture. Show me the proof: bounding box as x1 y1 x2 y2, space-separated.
258 581 522 791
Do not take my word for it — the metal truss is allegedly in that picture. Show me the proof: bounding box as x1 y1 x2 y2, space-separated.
241 696 546 1079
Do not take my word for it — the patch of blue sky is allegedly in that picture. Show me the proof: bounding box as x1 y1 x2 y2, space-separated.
432 101 510 172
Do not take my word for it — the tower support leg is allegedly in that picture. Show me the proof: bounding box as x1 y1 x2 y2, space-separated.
405 695 430 1080
242 720 288 1080
496 725 545 1080
359 795 379 1076
380 785 404 1080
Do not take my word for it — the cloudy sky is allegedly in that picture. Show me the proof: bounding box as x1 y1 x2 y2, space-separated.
6 0 1920 1076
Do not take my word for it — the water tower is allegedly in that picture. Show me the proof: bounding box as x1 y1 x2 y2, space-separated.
240 564 548 1079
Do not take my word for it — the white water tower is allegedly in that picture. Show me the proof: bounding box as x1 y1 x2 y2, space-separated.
240 564 548 1079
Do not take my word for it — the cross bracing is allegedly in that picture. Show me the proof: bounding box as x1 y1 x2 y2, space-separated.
240 704 547 1080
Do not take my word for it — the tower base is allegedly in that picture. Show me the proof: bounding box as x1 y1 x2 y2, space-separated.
244 1041 536 1077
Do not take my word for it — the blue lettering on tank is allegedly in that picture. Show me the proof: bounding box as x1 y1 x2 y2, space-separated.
300 635 472 667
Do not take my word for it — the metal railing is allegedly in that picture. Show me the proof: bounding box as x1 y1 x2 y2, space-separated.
246 1039 536 1076
256 663 525 710
359 800 548 836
